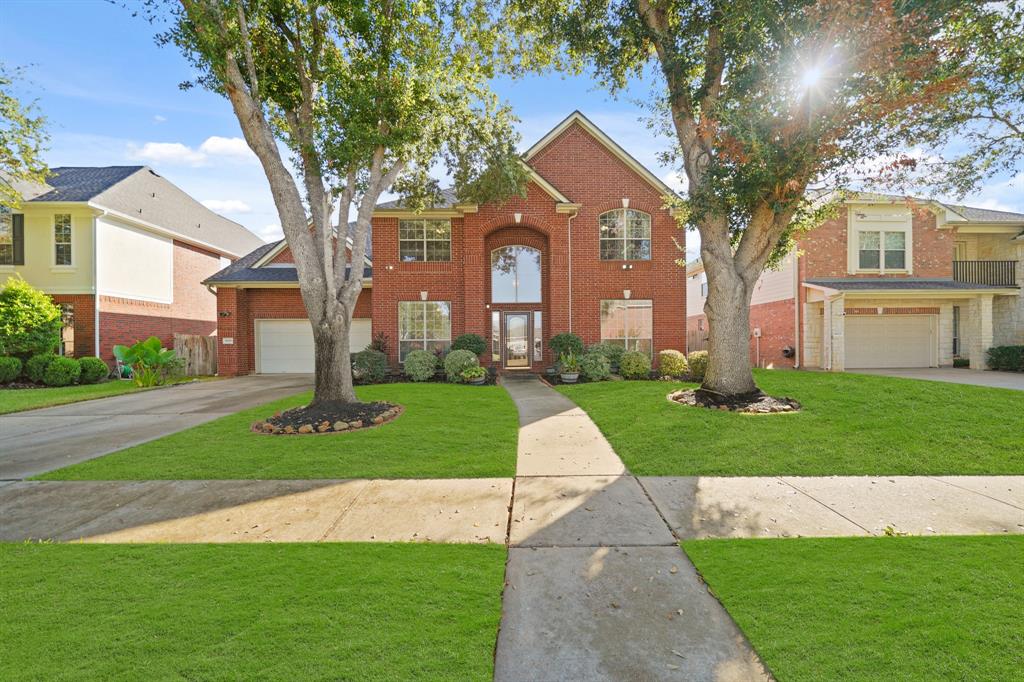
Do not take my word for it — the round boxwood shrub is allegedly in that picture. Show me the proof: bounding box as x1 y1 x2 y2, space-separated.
25 353 56 383
619 350 652 379
444 349 479 382
451 333 487 357
687 350 709 382
352 349 389 384
549 333 583 361
78 356 109 384
658 350 688 377
587 342 625 369
403 349 438 382
0 276 62 357
43 356 81 387
0 356 22 383
580 351 611 382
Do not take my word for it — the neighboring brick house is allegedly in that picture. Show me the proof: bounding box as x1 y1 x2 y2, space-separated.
1 166 264 361
686 194 1024 371
207 111 686 375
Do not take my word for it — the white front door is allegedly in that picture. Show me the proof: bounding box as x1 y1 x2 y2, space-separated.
845 315 936 368
256 319 372 373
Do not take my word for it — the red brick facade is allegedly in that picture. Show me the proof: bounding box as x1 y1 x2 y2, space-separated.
49 294 96 358
216 117 688 375
748 298 797 368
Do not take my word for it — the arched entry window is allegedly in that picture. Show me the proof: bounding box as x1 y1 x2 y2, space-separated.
491 245 541 303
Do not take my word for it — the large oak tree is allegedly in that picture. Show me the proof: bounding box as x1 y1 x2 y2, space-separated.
513 0 993 399
155 0 526 405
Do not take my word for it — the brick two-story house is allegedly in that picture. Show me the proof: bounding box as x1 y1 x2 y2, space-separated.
687 194 1024 371
207 112 686 375
1 166 264 360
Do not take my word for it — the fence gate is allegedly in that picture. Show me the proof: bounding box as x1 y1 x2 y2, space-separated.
174 334 218 376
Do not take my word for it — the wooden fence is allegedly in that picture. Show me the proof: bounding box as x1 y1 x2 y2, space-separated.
686 329 709 354
174 334 218 376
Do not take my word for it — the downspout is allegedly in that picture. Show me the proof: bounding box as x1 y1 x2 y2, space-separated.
567 208 577 333
793 252 801 368
92 212 101 359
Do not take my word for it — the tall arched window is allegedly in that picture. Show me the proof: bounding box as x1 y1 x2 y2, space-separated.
599 209 651 260
491 245 542 303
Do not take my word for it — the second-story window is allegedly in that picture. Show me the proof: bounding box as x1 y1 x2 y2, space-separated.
599 209 651 260
0 209 13 266
399 219 451 262
54 214 72 266
858 230 906 271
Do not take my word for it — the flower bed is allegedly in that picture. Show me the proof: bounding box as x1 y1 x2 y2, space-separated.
252 401 402 435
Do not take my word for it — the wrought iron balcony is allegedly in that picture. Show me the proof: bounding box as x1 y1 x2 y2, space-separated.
953 260 1018 287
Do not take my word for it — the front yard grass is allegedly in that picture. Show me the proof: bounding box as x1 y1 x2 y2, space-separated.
38 383 519 479
684 535 1024 681
0 380 144 415
0 542 505 681
557 370 1024 475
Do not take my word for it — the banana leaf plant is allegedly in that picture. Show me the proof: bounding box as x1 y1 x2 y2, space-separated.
113 336 177 387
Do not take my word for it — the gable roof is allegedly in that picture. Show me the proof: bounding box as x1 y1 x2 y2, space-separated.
20 166 264 258
249 221 373 268
204 238 372 285
525 111 678 198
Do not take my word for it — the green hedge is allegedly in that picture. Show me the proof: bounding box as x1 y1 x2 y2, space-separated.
444 349 479 382
986 346 1024 372
580 351 611 382
687 350 709 382
79 357 110 384
403 350 437 382
658 350 688 377
25 354 56 383
451 334 487 357
619 351 651 379
43 356 81 387
352 349 389 383
0 356 22 383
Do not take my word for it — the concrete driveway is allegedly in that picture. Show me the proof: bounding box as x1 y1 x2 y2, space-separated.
855 368 1024 391
0 375 312 480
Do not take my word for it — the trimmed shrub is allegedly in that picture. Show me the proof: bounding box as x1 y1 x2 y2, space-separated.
0 356 22 383
43 356 81 387
687 350 709 382
0 276 62 357
444 349 479 382
619 351 652 379
451 333 487 357
986 345 1024 372
78 357 109 384
25 354 56 383
587 342 625 369
953 357 970 369
352 349 388 384
659 350 689 377
403 349 437 382
580 351 611 382
549 333 583 361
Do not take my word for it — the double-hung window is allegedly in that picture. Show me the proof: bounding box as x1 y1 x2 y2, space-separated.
54 214 73 266
398 301 451 361
0 208 13 266
858 230 906 271
599 209 651 260
399 219 451 262
600 299 653 356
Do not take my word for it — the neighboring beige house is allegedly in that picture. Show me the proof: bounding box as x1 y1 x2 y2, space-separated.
1 166 263 360
686 194 1024 371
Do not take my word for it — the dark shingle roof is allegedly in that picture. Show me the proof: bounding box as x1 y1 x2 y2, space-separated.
942 204 1024 223
204 240 372 284
806 278 1016 291
28 166 144 202
376 188 459 211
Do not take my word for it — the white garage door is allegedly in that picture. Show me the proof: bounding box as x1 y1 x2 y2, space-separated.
845 315 935 369
256 319 372 373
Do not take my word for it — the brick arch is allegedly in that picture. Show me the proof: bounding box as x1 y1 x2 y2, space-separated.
478 213 561 239
484 226 550 307
592 199 665 217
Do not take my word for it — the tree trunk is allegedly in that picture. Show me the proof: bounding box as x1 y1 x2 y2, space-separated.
699 258 760 399
310 316 357 405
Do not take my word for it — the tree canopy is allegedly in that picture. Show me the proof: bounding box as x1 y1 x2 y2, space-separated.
0 64 49 209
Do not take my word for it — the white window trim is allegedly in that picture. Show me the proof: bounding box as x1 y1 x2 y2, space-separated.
398 218 452 262
52 213 76 270
397 300 452 362
847 209 913 275
600 298 654 357
599 208 652 261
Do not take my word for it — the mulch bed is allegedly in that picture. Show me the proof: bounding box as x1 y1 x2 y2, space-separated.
668 389 801 414
1 381 54 390
252 400 401 435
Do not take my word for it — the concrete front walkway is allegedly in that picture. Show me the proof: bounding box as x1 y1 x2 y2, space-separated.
495 378 770 682
855 367 1024 391
0 374 312 479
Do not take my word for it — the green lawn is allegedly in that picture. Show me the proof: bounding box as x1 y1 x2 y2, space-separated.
0 380 144 414
684 536 1024 681
38 383 519 480
557 370 1024 475
0 542 505 681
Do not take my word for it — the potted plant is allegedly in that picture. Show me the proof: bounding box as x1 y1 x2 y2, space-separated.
559 352 580 384
544 365 558 377
461 365 487 385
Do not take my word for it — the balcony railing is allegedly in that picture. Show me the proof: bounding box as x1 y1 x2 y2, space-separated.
953 260 1018 287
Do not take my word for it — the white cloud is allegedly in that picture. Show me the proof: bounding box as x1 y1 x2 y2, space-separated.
259 223 284 240
201 199 252 213
128 136 256 167
198 136 257 160
129 141 207 166
153 115 167 123
662 171 688 193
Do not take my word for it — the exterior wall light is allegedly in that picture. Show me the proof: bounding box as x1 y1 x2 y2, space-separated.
420 291 428 301
514 212 522 224
623 289 631 300
622 198 630 208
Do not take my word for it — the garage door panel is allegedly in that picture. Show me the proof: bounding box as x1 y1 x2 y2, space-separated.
845 315 935 369
257 319 372 373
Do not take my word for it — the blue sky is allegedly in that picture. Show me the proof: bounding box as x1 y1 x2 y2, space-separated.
3 0 1022 254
